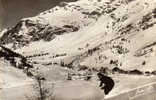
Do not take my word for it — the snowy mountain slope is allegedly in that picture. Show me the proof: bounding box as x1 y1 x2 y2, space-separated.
1 0 156 99
16 0 156 71
0 0 156 76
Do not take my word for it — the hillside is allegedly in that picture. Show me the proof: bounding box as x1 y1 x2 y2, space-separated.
0 0 156 100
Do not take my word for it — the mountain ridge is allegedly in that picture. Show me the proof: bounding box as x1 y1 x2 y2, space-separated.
1 0 156 99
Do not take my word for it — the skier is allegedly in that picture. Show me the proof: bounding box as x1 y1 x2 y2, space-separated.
97 72 115 95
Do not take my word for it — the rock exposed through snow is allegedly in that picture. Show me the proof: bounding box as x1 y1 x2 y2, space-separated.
1 0 156 100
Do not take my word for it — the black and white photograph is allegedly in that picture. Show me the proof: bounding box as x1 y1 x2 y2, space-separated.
0 0 156 100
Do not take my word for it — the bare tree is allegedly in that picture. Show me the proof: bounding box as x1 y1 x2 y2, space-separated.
26 72 54 100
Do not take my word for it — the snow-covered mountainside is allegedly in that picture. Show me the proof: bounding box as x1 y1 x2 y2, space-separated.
1 0 156 71
1 0 156 99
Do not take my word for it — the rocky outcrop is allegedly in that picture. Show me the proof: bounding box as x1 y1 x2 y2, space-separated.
0 18 80 49
0 0 136 49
